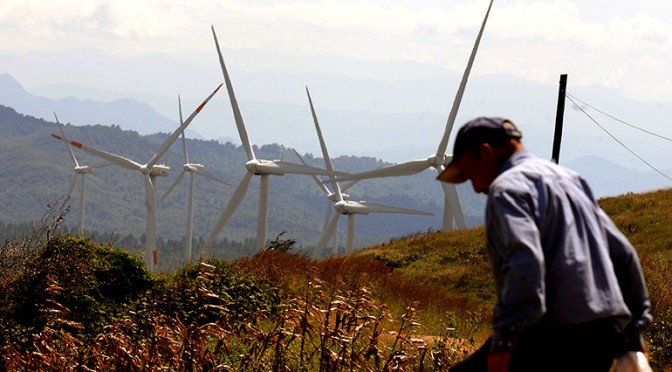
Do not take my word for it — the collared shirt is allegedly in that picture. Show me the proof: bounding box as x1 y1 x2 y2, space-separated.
485 150 652 352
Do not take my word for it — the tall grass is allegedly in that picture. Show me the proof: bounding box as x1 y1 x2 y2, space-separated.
2 188 672 370
1 251 479 371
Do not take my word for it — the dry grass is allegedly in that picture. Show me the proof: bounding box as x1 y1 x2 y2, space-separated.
1 260 479 371
3 188 672 370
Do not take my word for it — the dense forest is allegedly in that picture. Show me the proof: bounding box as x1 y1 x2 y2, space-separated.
0 105 485 267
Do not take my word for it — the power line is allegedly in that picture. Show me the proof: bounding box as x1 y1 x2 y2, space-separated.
564 93 672 183
566 92 672 142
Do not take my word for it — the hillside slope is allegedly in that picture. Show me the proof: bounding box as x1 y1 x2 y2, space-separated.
352 187 672 307
0 104 485 257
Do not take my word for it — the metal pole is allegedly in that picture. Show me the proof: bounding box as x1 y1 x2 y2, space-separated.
551 74 567 164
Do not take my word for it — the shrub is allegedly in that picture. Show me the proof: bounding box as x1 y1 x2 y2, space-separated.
0 236 152 345
155 258 281 326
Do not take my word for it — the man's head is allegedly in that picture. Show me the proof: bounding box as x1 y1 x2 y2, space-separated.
437 117 523 193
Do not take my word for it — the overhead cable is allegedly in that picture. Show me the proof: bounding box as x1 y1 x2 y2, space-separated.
565 93 672 183
566 92 672 142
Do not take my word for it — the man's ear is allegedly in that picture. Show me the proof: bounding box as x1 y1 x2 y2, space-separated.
479 143 495 159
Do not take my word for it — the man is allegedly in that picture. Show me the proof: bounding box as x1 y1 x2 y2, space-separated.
437 117 652 371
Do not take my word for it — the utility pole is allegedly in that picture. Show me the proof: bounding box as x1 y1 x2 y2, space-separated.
551 74 567 164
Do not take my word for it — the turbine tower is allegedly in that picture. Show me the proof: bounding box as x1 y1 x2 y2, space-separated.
52 112 110 236
335 0 494 231
205 26 348 253
159 96 231 262
303 87 433 257
52 83 222 271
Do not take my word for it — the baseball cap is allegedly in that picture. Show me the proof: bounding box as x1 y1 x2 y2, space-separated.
437 117 522 183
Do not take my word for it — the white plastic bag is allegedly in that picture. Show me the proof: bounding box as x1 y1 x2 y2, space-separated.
616 351 653 372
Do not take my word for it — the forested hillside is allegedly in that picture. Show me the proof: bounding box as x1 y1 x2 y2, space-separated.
0 105 485 261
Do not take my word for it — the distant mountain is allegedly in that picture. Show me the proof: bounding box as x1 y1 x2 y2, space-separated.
0 73 195 136
4 47 669 181
3 50 671 199
564 155 671 197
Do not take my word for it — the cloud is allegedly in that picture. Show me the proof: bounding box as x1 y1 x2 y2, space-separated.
0 0 671 101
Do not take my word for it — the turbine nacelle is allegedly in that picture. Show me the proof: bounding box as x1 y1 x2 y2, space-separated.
74 165 94 174
185 163 205 172
334 200 371 215
146 164 170 177
245 159 286 176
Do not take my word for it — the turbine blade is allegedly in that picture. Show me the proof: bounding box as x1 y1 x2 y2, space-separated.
144 174 156 213
258 160 349 176
293 149 331 195
159 169 186 204
148 83 223 167
335 158 433 181
357 201 434 215
52 134 143 171
314 213 339 258
67 174 78 196
178 95 190 164
53 113 80 168
90 161 112 169
436 0 493 156
305 87 335 172
323 199 332 230
441 182 466 229
305 87 342 198
340 179 360 192
204 171 253 250
194 168 231 187
212 26 256 161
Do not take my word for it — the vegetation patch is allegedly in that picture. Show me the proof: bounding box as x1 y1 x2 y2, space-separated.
1 188 672 370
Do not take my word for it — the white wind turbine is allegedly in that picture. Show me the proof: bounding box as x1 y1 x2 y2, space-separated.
303 87 433 257
334 0 494 231
293 148 356 254
159 96 231 262
205 26 348 253
52 112 110 236
52 83 222 271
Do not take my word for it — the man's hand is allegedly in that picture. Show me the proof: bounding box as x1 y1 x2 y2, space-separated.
487 352 511 372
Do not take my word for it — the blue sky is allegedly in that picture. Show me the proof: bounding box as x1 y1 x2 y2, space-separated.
1 0 671 103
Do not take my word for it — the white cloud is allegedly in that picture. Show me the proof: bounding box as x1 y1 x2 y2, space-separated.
0 0 671 101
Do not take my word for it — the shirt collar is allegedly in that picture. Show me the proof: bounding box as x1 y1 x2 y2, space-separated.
498 150 536 177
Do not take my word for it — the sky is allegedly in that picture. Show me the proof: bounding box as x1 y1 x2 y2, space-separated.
1 0 672 103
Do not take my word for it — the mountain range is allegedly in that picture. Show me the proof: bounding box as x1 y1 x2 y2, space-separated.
3 47 672 170
0 101 489 256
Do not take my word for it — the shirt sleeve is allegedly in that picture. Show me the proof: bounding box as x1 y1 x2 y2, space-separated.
487 187 546 353
598 208 652 351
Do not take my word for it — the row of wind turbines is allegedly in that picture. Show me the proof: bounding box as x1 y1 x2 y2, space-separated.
51 0 493 271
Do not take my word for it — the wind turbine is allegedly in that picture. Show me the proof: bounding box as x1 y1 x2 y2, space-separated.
52 112 110 236
205 26 348 253
293 148 351 253
334 0 494 231
303 87 433 257
159 95 231 262
52 83 222 271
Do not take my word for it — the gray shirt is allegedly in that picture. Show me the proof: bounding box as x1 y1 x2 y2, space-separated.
485 150 651 352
